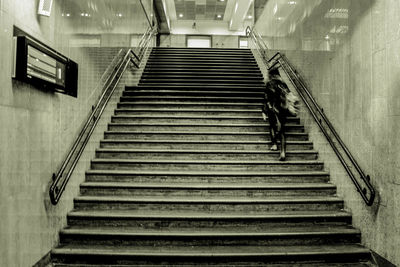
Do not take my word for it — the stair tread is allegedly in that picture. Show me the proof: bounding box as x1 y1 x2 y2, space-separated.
61 227 359 236
68 209 350 219
133 85 264 88
74 195 341 203
100 140 312 144
104 131 305 135
80 182 333 189
90 158 322 164
108 123 298 126
125 90 264 94
85 169 328 175
52 244 369 256
121 96 263 99
118 101 262 105
95 148 315 154
115 108 261 112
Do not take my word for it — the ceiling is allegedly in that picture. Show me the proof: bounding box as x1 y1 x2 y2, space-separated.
174 0 227 21
155 0 257 35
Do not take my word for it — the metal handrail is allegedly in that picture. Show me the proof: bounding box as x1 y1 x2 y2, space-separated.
49 26 157 204
139 0 154 28
246 26 375 206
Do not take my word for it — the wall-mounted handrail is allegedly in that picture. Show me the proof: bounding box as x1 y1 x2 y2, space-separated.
246 26 375 206
49 27 157 205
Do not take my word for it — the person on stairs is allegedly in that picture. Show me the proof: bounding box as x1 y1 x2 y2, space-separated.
262 66 299 161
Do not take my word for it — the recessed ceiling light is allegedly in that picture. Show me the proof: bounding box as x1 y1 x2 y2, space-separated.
66 13 70 17
288 1 296 4
217 14 222 18
248 15 252 19
179 13 183 18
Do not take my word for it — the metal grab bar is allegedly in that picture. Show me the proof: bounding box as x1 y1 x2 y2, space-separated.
246 27 375 206
49 27 157 205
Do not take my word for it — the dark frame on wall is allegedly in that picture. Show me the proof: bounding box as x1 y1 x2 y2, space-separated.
185 35 213 48
12 26 78 97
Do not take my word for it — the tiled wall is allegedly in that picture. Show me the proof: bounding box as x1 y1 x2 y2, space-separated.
0 0 149 266
255 0 400 265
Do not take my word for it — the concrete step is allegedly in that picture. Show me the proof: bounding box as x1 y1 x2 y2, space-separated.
103 131 308 141
51 244 371 265
95 149 316 160
141 72 263 78
107 123 304 133
135 83 265 89
143 67 262 73
53 262 373 267
73 195 342 211
145 62 259 68
110 114 291 123
114 108 263 116
126 85 265 91
139 78 264 84
144 64 260 70
117 101 263 109
148 56 256 61
151 49 252 54
120 96 263 103
80 182 334 197
110 116 267 124
146 58 257 64
123 90 264 97
99 140 314 150
85 170 330 184
67 209 351 229
59 227 360 247
148 54 255 59
139 79 264 85
90 159 324 172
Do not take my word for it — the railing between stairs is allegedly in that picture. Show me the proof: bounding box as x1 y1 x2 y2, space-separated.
49 27 157 205
246 26 375 206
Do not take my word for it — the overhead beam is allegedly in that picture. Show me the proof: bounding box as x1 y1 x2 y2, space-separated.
229 0 253 31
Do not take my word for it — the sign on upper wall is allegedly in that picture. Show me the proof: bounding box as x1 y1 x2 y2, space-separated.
12 34 78 97
38 0 53 16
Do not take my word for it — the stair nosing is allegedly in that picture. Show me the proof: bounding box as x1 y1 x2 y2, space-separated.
60 228 360 237
74 195 342 204
80 182 333 190
95 148 316 154
67 210 350 219
85 169 329 176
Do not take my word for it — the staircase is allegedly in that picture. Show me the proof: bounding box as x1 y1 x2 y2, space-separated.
51 47 372 266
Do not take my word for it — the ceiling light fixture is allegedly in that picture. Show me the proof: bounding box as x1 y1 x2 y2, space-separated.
248 15 252 19
217 14 222 18
288 1 296 4
179 13 183 18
